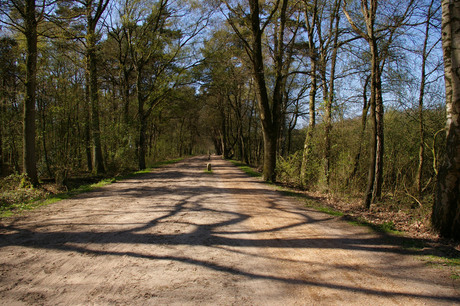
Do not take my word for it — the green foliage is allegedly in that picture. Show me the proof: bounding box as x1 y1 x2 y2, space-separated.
0 173 48 214
305 202 344 217
277 107 444 201
344 217 402 235
276 151 302 186
421 255 460 281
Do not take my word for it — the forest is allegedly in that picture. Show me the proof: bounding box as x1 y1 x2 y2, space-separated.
0 0 458 239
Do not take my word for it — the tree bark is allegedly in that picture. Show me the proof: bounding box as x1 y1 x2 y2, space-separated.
372 39 384 201
432 0 460 239
248 0 286 182
0 95 3 176
364 85 377 209
23 0 39 186
415 0 434 196
347 75 370 186
136 70 147 170
85 0 109 175
87 23 105 175
84 70 93 172
323 0 341 190
0 75 4 176
123 69 131 126
344 0 384 207
300 1 318 188
300 60 317 188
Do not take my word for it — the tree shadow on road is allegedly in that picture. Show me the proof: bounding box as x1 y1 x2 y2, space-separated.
0 156 459 302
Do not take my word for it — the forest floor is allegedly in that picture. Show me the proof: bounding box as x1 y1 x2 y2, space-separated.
0 156 459 305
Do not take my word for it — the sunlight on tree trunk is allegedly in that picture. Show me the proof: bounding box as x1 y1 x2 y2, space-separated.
432 0 460 239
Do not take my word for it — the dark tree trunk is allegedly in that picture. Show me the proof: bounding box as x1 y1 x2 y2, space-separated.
123 69 131 126
348 75 370 186
323 1 341 189
300 1 318 188
373 54 384 201
343 0 386 208
23 0 38 186
300 59 317 188
138 119 146 170
87 24 105 175
137 73 147 170
0 85 4 176
84 72 93 172
84 0 109 175
248 0 285 182
364 94 377 209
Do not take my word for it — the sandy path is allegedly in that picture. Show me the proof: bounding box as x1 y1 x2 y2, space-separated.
0 156 458 305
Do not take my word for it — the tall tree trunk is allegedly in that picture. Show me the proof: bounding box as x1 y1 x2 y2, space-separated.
348 75 370 185
372 42 384 201
415 0 434 196
87 24 105 175
84 71 93 172
363 38 385 207
364 89 377 209
300 59 317 188
248 0 285 182
85 0 109 175
123 69 131 126
300 0 318 188
23 0 38 186
0 84 4 176
225 0 287 181
317 0 341 190
220 100 229 159
136 71 146 170
344 0 383 207
138 118 146 169
432 0 460 239
40 101 52 178
323 2 341 189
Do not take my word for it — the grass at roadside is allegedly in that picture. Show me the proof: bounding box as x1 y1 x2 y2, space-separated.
229 160 262 178
0 158 183 218
228 159 410 236
228 159 460 271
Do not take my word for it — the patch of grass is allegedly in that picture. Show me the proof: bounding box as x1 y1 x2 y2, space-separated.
90 178 116 188
279 189 301 198
421 255 460 280
316 206 344 217
229 160 262 178
302 198 344 217
228 159 411 237
342 216 402 235
425 255 460 267
150 158 183 168
399 239 426 250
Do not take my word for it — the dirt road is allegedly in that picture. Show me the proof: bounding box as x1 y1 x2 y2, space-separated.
0 156 459 305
